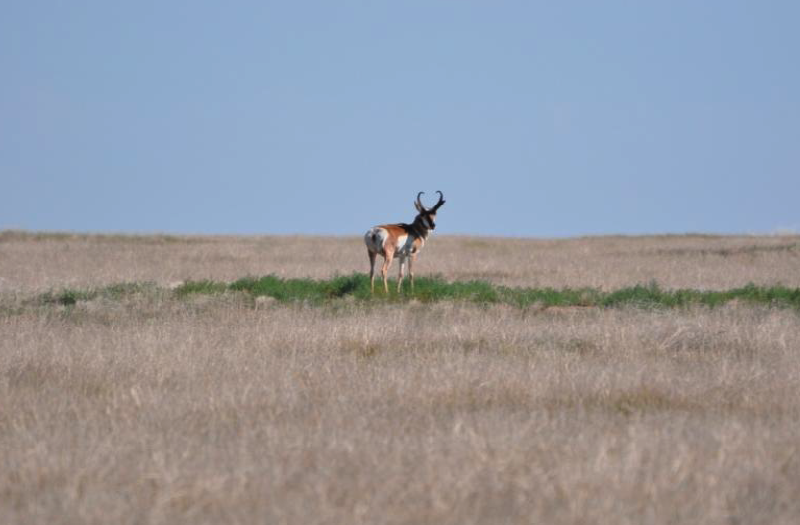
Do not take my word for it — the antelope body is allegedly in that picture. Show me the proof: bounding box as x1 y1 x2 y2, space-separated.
364 191 445 293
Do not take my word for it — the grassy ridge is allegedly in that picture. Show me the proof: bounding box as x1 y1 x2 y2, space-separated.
172 274 800 310
26 274 800 310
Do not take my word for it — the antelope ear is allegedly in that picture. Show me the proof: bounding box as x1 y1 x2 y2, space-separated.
414 201 423 212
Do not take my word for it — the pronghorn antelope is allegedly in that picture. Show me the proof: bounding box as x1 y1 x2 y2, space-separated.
364 191 446 293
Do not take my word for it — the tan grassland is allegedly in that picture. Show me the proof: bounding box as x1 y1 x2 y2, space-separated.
1 230 799 292
1 231 800 524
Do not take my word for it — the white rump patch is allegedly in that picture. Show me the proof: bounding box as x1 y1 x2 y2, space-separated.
364 227 389 253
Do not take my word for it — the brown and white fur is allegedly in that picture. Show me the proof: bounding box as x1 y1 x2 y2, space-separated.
364 191 446 294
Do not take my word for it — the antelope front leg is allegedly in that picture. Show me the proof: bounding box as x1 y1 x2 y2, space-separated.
409 254 416 292
397 257 406 293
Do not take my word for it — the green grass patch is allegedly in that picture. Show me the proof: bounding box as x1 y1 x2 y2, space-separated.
177 274 800 310
407 277 500 303
28 275 800 311
224 274 502 304
598 282 800 310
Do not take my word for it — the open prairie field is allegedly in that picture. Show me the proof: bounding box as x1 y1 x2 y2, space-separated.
2 231 800 524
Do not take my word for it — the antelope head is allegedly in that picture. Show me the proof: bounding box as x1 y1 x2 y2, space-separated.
413 190 446 233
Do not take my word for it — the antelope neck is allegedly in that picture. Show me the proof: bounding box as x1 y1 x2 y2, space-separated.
410 217 431 239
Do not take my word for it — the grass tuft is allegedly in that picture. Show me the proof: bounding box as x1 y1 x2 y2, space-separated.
174 280 228 297
40 289 96 306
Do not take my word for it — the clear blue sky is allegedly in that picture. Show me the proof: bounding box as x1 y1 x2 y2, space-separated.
2 1 798 237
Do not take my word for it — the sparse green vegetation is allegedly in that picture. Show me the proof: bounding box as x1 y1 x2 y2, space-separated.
35 282 159 306
22 275 800 311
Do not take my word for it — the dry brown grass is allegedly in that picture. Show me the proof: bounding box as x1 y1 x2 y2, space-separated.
1 231 800 524
2 230 799 292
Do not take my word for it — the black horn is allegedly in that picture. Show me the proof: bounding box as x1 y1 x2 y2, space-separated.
432 190 446 210
416 191 426 211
